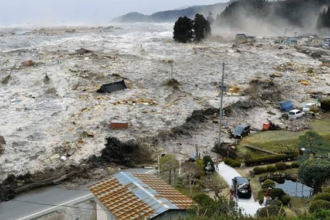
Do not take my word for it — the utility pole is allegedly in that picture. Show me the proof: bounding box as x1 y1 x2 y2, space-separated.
218 62 225 150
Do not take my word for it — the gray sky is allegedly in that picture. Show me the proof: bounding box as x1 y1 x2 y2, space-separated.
0 0 228 26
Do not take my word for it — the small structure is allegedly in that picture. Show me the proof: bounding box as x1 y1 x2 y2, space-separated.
97 80 128 93
282 37 297 46
235 34 247 44
21 60 34 66
76 48 92 55
246 36 256 43
88 172 194 220
110 120 129 130
279 101 294 112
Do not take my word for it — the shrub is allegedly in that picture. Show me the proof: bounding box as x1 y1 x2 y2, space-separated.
266 165 277 172
320 99 330 111
258 189 267 205
291 161 300 168
257 205 286 217
253 166 267 174
193 194 213 205
280 195 291 205
275 162 286 170
223 158 241 168
262 179 276 189
285 163 291 169
270 188 286 200
309 200 330 213
245 154 297 166
324 187 330 193
313 193 330 202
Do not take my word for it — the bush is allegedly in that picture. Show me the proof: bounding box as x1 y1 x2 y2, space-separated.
266 165 277 172
203 155 215 171
193 194 213 206
275 162 287 170
285 163 291 169
253 166 267 174
245 154 297 166
324 187 330 193
257 205 286 217
320 99 330 111
270 188 286 200
280 195 291 205
291 161 300 168
313 193 330 202
309 200 330 213
262 179 276 189
258 189 267 205
223 158 241 168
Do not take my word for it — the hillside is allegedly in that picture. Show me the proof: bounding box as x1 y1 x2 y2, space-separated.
216 0 330 34
112 2 232 23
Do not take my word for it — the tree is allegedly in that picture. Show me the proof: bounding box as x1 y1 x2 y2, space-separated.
181 162 202 196
298 159 330 194
173 16 193 43
193 14 210 42
297 131 329 162
159 154 179 186
203 155 215 172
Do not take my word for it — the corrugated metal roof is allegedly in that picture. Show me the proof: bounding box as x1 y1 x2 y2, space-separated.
88 172 193 220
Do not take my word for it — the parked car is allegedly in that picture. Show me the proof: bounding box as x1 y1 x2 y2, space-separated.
302 102 317 112
232 176 252 199
288 109 305 120
231 125 250 139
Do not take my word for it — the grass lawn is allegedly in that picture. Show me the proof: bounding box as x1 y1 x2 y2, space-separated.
237 114 330 158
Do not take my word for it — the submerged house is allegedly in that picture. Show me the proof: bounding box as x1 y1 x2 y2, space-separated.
88 172 194 220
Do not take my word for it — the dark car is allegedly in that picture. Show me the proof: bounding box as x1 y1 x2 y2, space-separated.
231 125 250 139
232 176 252 199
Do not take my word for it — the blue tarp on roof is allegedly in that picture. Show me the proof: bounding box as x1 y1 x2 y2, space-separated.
280 101 294 112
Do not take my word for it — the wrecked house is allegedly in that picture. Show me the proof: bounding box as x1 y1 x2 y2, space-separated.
97 80 128 93
282 38 297 46
21 60 34 66
279 101 294 112
76 48 92 55
235 34 247 44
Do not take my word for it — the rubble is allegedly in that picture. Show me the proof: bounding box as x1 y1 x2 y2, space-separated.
0 23 330 190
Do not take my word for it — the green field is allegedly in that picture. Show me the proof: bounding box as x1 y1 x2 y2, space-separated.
238 115 330 158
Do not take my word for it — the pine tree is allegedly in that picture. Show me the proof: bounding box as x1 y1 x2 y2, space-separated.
173 16 194 43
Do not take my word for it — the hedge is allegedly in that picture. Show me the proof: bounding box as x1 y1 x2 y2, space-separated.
320 99 330 111
280 195 291 205
253 166 267 174
291 161 300 168
262 179 276 189
270 188 286 200
275 162 287 170
312 193 330 202
309 200 330 213
244 154 297 166
324 187 330 193
223 158 241 168
257 205 286 217
267 165 277 172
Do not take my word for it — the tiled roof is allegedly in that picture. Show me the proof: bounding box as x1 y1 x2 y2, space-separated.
88 172 193 220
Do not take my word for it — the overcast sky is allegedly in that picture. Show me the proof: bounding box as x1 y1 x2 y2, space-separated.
0 0 228 26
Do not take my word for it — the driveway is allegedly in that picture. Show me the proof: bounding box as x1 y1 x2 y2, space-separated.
217 162 263 216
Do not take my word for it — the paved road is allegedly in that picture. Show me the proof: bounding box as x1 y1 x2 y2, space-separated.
0 168 155 220
217 162 262 216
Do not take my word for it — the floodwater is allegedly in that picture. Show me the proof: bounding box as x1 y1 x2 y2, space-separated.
275 180 313 198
